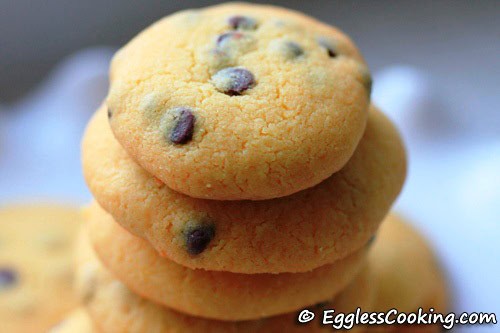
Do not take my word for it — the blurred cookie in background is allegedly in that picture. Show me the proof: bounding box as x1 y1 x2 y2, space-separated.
0 204 81 333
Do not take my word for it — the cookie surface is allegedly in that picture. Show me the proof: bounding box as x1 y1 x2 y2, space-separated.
299 214 448 333
365 214 449 333
0 205 80 333
48 308 95 333
85 203 368 320
107 2 371 200
76 233 374 333
82 104 406 273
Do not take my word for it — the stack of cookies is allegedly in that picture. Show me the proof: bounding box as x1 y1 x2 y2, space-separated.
54 3 448 332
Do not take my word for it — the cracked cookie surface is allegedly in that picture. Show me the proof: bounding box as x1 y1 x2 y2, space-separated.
107 2 371 200
76 233 373 333
82 104 406 273
85 205 368 320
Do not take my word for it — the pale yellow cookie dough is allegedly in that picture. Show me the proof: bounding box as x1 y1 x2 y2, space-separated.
0 205 80 333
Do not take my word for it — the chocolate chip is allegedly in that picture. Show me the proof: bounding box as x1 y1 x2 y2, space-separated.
212 67 255 96
228 16 257 30
314 301 330 309
0 268 17 290
168 108 196 144
212 32 256 70
107 107 113 119
354 64 373 96
364 73 373 95
317 37 337 58
269 39 305 60
285 41 304 58
216 31 245 47
326 48 336 57
185 224 215 255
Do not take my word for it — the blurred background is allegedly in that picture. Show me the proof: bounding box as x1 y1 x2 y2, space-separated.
0 1 498 331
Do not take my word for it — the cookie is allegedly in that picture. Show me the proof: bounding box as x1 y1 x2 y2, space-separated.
298 214 448 333
76 232 374 333
366 214 449 333
317 263 376 333
82 104 406 273
0 205 80 333
106 2 372 200
48 308 95 333
370 214 448 313
85 203 368 320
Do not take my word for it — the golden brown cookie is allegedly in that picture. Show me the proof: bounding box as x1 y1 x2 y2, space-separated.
365 214 449 333
297 214 449 333
85 203 368 320
82 104 406 273
106 2 371 200
76 232 374 333
0 205 80 333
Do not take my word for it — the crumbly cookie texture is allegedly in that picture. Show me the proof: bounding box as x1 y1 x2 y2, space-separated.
82 104 406 273
76 232 373 333
107 2 371 200
0 205 80 333
85 204 368 320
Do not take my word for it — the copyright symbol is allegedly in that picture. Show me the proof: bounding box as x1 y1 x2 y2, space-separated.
298 309 315 323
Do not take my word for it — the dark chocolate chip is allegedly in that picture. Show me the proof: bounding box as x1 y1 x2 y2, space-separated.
269 39 304 60
313 301 330 309
357 65 372 96
216 31 245 47
186 224 215 255
326 48 337 57
364 74 373 95
367 235 376 247
284 41 304 58
169 108 196 144
212 67 255 96
107 107 113 119
317 37 337 58
228 16 257 30
0 268 17 290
